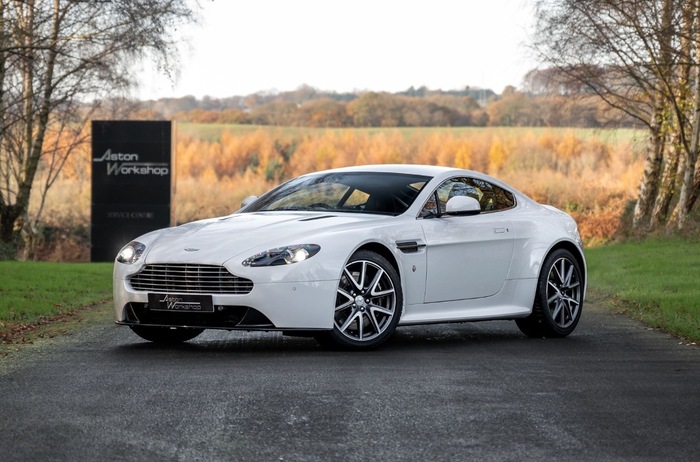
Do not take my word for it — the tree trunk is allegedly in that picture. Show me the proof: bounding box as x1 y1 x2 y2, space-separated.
633 0 677 231
670 152 697 230
633 98 667 230
651 132 680 227
689 156 700 210
689 3 700 213
3 0 59 252
0 203 19 243
667 0 700 229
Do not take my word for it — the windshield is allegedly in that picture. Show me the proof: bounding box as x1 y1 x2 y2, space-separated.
243 172 431 216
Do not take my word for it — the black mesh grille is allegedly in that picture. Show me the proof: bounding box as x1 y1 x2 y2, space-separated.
129 264 253 294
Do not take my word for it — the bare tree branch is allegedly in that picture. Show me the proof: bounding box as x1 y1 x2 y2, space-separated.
0 0 199 257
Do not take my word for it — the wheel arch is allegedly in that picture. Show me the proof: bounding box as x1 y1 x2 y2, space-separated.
543 240 587 292
517 239 586 338
353 242 400 276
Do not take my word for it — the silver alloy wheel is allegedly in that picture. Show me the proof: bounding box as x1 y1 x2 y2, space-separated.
545 257 582 329
334 259 397 342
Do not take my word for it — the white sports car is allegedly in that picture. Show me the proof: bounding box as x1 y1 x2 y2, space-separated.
113 164 586 349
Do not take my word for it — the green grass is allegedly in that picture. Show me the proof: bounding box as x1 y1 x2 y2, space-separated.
0 262 113 330
586 238 700 342
176 122 269 140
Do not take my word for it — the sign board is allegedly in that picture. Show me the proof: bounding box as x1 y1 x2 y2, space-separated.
91 121 173 262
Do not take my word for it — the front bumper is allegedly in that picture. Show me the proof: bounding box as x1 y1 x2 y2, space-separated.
114 279 338 330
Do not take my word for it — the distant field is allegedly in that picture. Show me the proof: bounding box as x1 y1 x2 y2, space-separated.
176 123 269 140
176 123 644 146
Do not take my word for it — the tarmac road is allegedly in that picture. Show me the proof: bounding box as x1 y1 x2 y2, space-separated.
0 301 698 462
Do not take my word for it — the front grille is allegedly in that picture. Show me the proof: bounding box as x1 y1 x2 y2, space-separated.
129 264 253 295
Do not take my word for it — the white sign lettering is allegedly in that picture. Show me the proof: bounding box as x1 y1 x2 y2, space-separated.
93 149 169 177
158 295 203 311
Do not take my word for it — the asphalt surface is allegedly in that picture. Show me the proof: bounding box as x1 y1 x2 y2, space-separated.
0 301 698 462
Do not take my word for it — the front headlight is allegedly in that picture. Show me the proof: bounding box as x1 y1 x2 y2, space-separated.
242 244 321 267
117 241 146 264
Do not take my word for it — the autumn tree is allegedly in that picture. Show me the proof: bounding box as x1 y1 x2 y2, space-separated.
347 92 404 127
533 0 700 231
488 87 544 126
0 0 198 257
297 99 350 127
250 101 300 126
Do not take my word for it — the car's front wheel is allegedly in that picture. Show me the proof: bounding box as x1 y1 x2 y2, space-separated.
129 325 204 343
516 248 584 338
317 250 403 350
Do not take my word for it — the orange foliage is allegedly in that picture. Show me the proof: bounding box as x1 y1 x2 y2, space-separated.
487 137 507 174
34 127 644 249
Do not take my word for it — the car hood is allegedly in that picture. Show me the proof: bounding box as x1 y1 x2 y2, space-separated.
144 212 387 265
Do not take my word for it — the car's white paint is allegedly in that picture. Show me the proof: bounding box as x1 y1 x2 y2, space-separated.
420 213 515 302
114 164 586 330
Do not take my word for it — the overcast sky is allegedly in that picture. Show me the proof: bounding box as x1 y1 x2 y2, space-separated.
134 0 537 99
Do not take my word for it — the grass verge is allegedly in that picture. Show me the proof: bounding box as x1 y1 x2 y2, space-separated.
586 238 699 343
0 262 113 344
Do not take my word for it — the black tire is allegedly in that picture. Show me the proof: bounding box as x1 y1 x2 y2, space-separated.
516 248 584 338
129 325 204 343
320 250 403 350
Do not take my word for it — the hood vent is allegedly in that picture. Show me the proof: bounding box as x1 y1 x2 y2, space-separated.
298 215 337 222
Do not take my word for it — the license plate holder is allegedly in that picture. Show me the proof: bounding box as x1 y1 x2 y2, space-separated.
148 293 214 313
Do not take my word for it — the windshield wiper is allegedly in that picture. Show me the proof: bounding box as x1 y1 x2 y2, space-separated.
267 206 309 211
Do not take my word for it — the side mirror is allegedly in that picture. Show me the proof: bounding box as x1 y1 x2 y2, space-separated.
445 196 480 216
241 195 258 208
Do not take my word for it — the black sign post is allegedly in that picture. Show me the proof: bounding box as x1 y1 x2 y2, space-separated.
91 121 173 262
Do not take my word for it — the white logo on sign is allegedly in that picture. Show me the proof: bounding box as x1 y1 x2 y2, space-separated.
93 149 169 176
158 295 202 311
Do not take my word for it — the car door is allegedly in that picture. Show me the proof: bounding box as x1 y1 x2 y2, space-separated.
419 177 515 303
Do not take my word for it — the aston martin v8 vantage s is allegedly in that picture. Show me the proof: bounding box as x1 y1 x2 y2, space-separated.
113 164 586 349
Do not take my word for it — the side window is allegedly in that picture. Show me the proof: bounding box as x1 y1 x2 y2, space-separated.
464 178 515 211
419 177 515 217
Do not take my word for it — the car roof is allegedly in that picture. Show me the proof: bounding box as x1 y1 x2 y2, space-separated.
309 164 460 177
306 164 513 188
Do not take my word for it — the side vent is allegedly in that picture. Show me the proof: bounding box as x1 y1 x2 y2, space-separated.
395 240 426 253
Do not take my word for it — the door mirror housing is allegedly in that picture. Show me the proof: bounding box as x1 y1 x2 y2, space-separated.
241 195 258 209
445 196 480 216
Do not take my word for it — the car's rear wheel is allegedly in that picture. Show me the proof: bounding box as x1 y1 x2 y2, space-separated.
129 325 204 343
516 248 583 338
317 250 402 350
